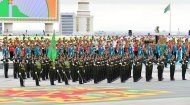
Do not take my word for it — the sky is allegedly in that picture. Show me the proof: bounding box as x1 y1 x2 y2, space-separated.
13 0 190 34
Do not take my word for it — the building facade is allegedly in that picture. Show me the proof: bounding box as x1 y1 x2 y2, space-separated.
76 0 93 34
60 13 76 35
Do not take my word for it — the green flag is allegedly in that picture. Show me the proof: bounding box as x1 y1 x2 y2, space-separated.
164 4 170 13
35 61 40 65
48 33 57 61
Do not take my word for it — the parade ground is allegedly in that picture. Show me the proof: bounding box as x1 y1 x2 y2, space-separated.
0 0 189 104
0 54 189 105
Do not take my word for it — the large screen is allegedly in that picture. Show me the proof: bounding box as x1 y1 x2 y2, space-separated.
0 0 58 21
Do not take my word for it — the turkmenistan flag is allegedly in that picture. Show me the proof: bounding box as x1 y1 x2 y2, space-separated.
164 4 170 13
48 33 57 61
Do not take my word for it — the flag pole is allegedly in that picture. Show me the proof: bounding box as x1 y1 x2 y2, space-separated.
169 2 171 35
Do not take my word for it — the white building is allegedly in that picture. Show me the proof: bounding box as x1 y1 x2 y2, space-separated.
76 0 93 35
60 13 76 35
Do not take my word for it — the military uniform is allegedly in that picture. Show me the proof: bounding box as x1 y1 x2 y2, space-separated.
93 60 100 84
45 59 50 79
101 60 107 82
119 60 128 83
138 58 143 79
144 58 154 82
156 59 165 81
169 60 176 81
13 59 19 79
70 59 79 82
78 59 85 84
128 58 133 78
89 59 94 81
107 58 120 83
3 59 9 78
180 59 188 80
84 59 91 82
34 60 41 86
133 59 142 82
49 61 56 85
31 59 35 80
55 60 59 81
63 60 70 85
57 60 64 83
41 58 47 80
19 61 26 87
26 59 31 78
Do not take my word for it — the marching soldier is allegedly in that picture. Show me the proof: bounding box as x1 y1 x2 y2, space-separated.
13 58 19 79
55 58 59 81
82 57 87 82
119 58 128 83
128 55 133 78
144 55 154 82
63 57 70 85
34 59 41 86
78 56 85 84
41 57 47 80
169 55 176 81
180 56 188 80
26 58 31 78
70 57 79 82
31 56 35 80
138 55 143 80
19 59 26 87
45 56 50 79
133 56 142 82
3 57 9 78
107 56 116 83
93 56 100 84
49 60 56 85
156 55 165 81
57 57 64 83
89 56 94 81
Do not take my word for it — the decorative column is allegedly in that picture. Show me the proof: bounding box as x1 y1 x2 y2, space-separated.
8 0 13 17
45 23 54 35
76 0 93 35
